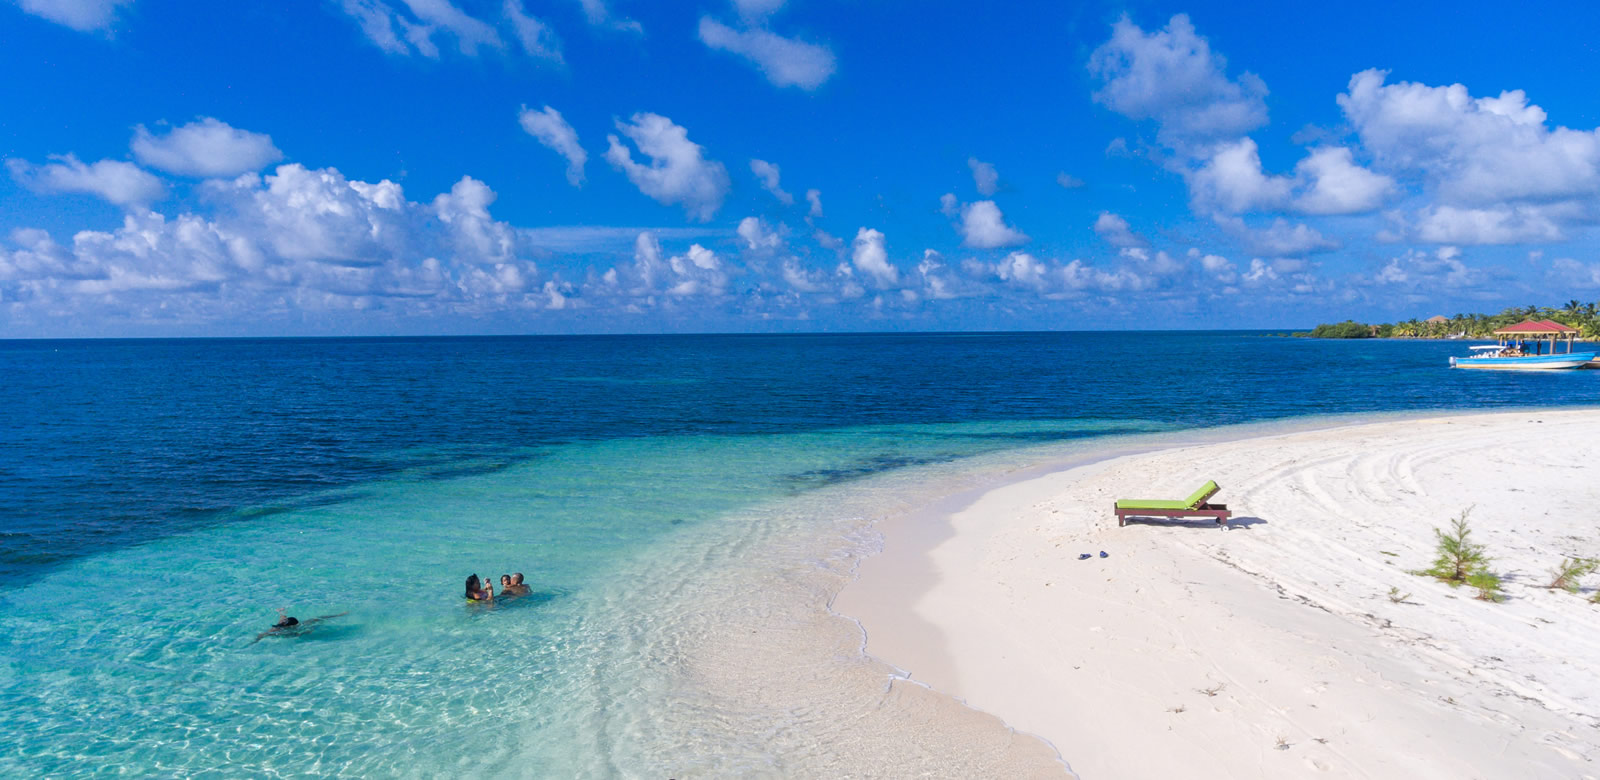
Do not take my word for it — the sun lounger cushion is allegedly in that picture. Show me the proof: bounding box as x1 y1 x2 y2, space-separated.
1113 498 1192 510
1114 481 1221 511
1182 480 1220 509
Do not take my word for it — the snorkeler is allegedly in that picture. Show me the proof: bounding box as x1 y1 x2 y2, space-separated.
252 608 349 644
465 574 494 603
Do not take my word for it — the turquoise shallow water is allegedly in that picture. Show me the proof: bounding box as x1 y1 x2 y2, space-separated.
4 333 1600 774
0 419 1173 775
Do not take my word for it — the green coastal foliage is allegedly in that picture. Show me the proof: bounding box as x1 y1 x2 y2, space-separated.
1298 301 1600 339
1416 510 1504 601
1548 557 1599 593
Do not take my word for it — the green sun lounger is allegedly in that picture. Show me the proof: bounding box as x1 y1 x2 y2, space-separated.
1114 480 1231 528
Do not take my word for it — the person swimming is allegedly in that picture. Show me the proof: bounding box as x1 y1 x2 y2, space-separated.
465 574 494 602
506 572 532 596
251 608 348 644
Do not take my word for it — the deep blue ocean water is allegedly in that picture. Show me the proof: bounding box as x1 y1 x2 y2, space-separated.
1 331 1596 775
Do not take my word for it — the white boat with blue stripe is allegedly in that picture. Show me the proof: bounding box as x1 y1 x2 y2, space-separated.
1450 319 1595 370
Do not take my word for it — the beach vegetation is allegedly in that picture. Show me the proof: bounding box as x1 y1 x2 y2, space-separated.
1467 571 1506 602
1547 556 1599 593
1297 301 1600 340
1416 510 1504 601
1197 682 1226 697
1387 586 1412 604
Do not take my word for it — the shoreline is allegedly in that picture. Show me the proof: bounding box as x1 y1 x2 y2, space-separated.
832 409 1600 778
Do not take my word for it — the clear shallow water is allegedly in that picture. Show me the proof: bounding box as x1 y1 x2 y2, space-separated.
2 332 1598 775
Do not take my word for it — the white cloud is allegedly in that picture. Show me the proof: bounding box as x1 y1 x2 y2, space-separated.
938 193 959 217
1056 172 1085 189
1413 205 1564 245
850 227 897 287
697 17 836 90
1196 251 1236 283
968 157 999 196
781 257 828 293
131 118 284 178
1373 247 1476 289
1089 14 1268 152
16 0 132 31
957 200 1028 249
0 163 562 327
337 0 505 58
736 216 783 250
1187 137 1291 214
611 232 728 299
503 0 563 62
518 105 586 186
575 0 641 33
604 113 730 222
7 155 164 207
1339 69 1600 205
1092 211 1145 249
1291 146 1393 215
805 188 823 218
1221 217 1337 256
994 251 1049 289
750 159 794 205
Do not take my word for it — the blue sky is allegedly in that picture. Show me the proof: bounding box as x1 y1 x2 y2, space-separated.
4 0 1600 336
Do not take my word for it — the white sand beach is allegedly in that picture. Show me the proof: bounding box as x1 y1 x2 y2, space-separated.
834 410 1600 779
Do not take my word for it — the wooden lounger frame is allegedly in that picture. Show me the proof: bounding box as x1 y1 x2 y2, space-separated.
1114 503 1232 528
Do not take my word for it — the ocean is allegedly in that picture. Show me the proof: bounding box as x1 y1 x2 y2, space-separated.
2 332 1595 775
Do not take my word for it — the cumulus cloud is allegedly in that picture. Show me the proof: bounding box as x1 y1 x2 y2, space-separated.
7 155 164 207
1220 217 1338 257
1056 172 1085 189
750 159 794 204
0 163 563 330
503 0 563 62
736 216 783 251
698 17 836 90
518 105 586 186
1291 146 1394 215
957 200 1028 249
606 231 728 299
1089 14 1268 152
850 227 897 287
1187 137 1291 214
994 251 1049 289
337 0 505 58
1339 69 1600 205
968 157 999 195
1413 205 1564 245
1374 246 1475 288
604 113 730 221
16 0 133 31
1092 212 1145 249
131 118 284 178
805 188 823 218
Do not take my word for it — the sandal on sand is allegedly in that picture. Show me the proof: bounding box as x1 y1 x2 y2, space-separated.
1078 553 1092 560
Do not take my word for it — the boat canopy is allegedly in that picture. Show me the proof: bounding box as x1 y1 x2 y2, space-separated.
1493 319 1579 336
1468 344 1504 350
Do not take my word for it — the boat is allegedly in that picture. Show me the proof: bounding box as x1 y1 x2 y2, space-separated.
1450 319 1596 370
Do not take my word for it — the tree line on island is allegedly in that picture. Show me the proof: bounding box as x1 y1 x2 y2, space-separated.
1299 301 1600 339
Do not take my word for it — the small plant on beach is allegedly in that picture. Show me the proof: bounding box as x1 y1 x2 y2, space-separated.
1467 571 1505 602
1198 682 1226 697
1387 586 1412 604
1547 557 1599 593
1415 510 1492 586
1274 736 1291 751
